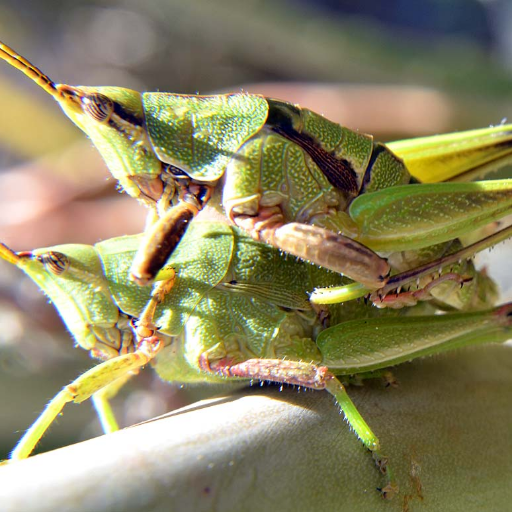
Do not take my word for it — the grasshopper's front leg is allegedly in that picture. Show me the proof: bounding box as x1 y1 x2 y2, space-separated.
10 337 163 461
130 203 198 285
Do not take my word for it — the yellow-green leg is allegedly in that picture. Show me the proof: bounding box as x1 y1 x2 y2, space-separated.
90 276 178 436
10 337 162 461
91 372 138 434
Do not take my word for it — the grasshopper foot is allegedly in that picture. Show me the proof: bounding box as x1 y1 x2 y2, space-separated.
371 272 472 309
373 451 399 499
378 482 399 500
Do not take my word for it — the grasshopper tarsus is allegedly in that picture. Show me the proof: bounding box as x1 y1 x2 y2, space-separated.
378 483 399 500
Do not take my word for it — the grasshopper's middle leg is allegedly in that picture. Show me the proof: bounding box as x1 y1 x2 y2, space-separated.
233 210 390 289
199 355 398 499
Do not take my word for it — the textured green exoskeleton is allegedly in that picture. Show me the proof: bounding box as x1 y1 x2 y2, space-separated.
1 222 511 498
1 42 512 301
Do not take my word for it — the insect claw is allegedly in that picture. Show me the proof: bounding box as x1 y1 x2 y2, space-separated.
378 483 399 500
382 371 399 388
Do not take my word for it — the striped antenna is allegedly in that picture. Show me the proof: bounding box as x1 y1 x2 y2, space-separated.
0 243 20 265
0 41 61 99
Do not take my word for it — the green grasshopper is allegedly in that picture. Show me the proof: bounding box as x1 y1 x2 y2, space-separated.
1 42 512 303
2 221 512 498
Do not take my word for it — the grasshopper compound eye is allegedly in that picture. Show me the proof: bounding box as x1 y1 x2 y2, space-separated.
35 251 70 275
80 93 114 123
53 84 114 122
7 249 70 275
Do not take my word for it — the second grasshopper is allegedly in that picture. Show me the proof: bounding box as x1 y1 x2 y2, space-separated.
2 220 512 497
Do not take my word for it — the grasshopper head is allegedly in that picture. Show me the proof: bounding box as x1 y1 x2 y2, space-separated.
54 84 165 203
0 42 165 206
0 242 130 359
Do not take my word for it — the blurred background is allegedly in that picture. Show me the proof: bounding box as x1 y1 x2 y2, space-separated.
1 0 512 459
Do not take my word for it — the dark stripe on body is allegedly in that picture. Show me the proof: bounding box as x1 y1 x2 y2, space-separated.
264 101 359 195
360 144 386 192
271 126 359 195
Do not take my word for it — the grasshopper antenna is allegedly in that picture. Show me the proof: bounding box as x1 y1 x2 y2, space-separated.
0 242 20 265
0 42 64 100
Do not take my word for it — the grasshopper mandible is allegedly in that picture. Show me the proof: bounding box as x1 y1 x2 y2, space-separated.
1 221 511 497
2 42 512 301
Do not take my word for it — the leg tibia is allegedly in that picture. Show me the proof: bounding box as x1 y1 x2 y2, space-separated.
10 338 161 460
323 374 379 452
92 371 138 434
200 356 396 496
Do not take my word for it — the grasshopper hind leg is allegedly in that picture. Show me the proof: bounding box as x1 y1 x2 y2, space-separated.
311 223 512 307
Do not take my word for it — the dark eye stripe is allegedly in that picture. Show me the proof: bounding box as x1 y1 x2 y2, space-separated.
111 100 144 128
